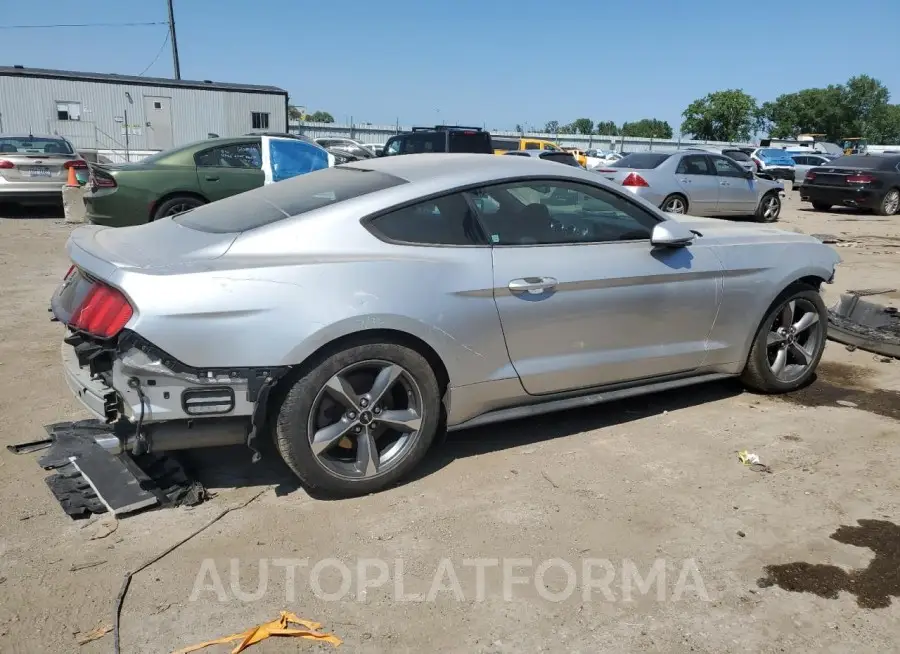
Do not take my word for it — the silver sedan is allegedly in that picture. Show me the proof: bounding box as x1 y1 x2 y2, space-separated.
52 153 839 496
595 150 785 221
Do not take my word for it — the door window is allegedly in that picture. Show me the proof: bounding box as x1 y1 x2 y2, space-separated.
195 142 262 169
402 133 445 153
384 138 403 156
676 154 713 175
468 180 659 246
369 193 485 246
710 155 746 177
523 141 541 150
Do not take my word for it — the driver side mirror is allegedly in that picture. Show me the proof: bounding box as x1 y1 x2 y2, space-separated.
651 221 695 248
745 169 755 179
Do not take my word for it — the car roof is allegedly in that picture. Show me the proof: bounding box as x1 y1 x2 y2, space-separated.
0 133 69 140
342 152 581 184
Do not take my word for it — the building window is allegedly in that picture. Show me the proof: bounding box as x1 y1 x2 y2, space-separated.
56 101 82 121
251 112 270 130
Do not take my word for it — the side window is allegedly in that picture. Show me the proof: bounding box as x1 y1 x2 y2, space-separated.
194 142 262 169
711 155 746 177
541 142 557 151
676 154 713 175
384 137 403 156
369 193 485 246
467 180 658 246
524 141 540 150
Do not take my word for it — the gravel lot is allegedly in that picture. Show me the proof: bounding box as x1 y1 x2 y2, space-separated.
1 191 898 653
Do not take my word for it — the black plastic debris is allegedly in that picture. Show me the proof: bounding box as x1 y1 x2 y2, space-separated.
10 420 207 519
827 289 900 360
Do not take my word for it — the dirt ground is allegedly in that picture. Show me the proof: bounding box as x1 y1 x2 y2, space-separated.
1 191 898 654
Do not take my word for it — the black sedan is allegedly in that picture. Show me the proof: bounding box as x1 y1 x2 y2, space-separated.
800 154 900 215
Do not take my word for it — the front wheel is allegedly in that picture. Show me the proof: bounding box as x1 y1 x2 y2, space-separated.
740 284 827 393
755 192 781 222
274 341 441 496
876 188 900 216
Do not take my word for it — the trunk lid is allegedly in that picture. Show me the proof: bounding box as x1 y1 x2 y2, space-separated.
0 152 79 183
68 218 239 273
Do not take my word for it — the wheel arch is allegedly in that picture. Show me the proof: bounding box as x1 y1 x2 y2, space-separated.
149 190 209 221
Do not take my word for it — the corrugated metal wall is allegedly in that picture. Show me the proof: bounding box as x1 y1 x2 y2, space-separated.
0 75 286 151
290 121 755 153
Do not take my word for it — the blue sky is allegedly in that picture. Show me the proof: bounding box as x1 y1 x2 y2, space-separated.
4 0 900 132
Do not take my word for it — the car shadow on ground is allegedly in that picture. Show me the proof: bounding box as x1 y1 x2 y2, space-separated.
180 379 746 501
0 203 64 219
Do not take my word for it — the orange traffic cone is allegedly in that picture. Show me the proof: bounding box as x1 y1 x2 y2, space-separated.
66 164 78 187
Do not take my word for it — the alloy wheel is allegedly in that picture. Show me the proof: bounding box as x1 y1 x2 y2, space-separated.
763 195 780 220
307 360 424 481
664 197 686 213
884 190 900 215
766 298 823 383
165 203 194 216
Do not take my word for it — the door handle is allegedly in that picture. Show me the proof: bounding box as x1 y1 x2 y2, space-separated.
720 181 730 186
508 277 558 294
679 178 691 183
205 175 220 182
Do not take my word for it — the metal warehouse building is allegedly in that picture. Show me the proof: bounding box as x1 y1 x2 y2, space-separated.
0 65 288 153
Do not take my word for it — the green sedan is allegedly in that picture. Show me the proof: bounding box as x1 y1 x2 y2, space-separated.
83 135 335 227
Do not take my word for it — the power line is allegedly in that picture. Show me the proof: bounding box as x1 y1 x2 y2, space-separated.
0 21 168 30
137 30 171 76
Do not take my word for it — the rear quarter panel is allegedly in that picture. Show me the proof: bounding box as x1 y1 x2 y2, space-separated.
91 166 201 226
699 230 840 369
116 220 512 389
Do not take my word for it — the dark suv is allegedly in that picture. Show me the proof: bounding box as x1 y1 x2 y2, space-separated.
381 125 493 157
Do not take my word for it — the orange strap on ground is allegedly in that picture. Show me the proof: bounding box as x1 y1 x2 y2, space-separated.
171 611 342 654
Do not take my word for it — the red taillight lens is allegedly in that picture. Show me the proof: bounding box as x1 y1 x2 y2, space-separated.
805 171 816 181
622 172 649 187
64 264 76 280
63 159 88 169
846 174 874 184
91 172 117 188
0 160 15 169
752 157 762 168
70 283 133 338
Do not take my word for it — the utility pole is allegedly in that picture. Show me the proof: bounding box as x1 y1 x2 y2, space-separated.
167 0 181 79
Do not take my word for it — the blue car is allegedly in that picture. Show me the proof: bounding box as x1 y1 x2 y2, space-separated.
750 148 796 181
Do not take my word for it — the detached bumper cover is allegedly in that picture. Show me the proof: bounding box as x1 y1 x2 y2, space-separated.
828 289 900 359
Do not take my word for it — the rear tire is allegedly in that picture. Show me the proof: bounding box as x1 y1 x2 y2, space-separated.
740 283 827 394
876 188 900 216
660 194 688 214
152 195 205 221
811 202 832 212
274 341 441 496
755 192 781 223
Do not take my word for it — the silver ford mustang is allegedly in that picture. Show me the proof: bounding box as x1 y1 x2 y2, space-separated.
51 153 840 496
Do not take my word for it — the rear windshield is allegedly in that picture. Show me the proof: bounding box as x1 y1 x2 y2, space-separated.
0 136 74 155
540 152 581 167
610 153 670 169
723 149 751 162
175 166 407 234
827 154 900 170
758 148 791 160
492 137 520 151
449 131 493 154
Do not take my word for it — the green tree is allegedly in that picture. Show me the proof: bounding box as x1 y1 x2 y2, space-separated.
621 118 673 139
307 110 335 123
571 118 594 135
681 89 759 141
544 120 560 134
595 120 619 136
287 105 304 121
842 74 891 140
873 104 900 144
557 123 575 135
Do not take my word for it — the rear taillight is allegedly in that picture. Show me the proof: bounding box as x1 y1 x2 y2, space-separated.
63 160 88 169
805 171 816 181
91 170 117 188
752 157 762 169
70 283 133 338
64 264 76 280
846 174 875 184
0 160 14 169
622 172 649 187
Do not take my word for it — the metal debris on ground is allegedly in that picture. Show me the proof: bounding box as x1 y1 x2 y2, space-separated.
738 450 772 474
170 611 342 653
828 290 900 360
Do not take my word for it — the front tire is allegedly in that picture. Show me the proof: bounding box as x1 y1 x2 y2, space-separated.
876 188 900 216
740 283 827 393
275 341 441 496
755 192 781 222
